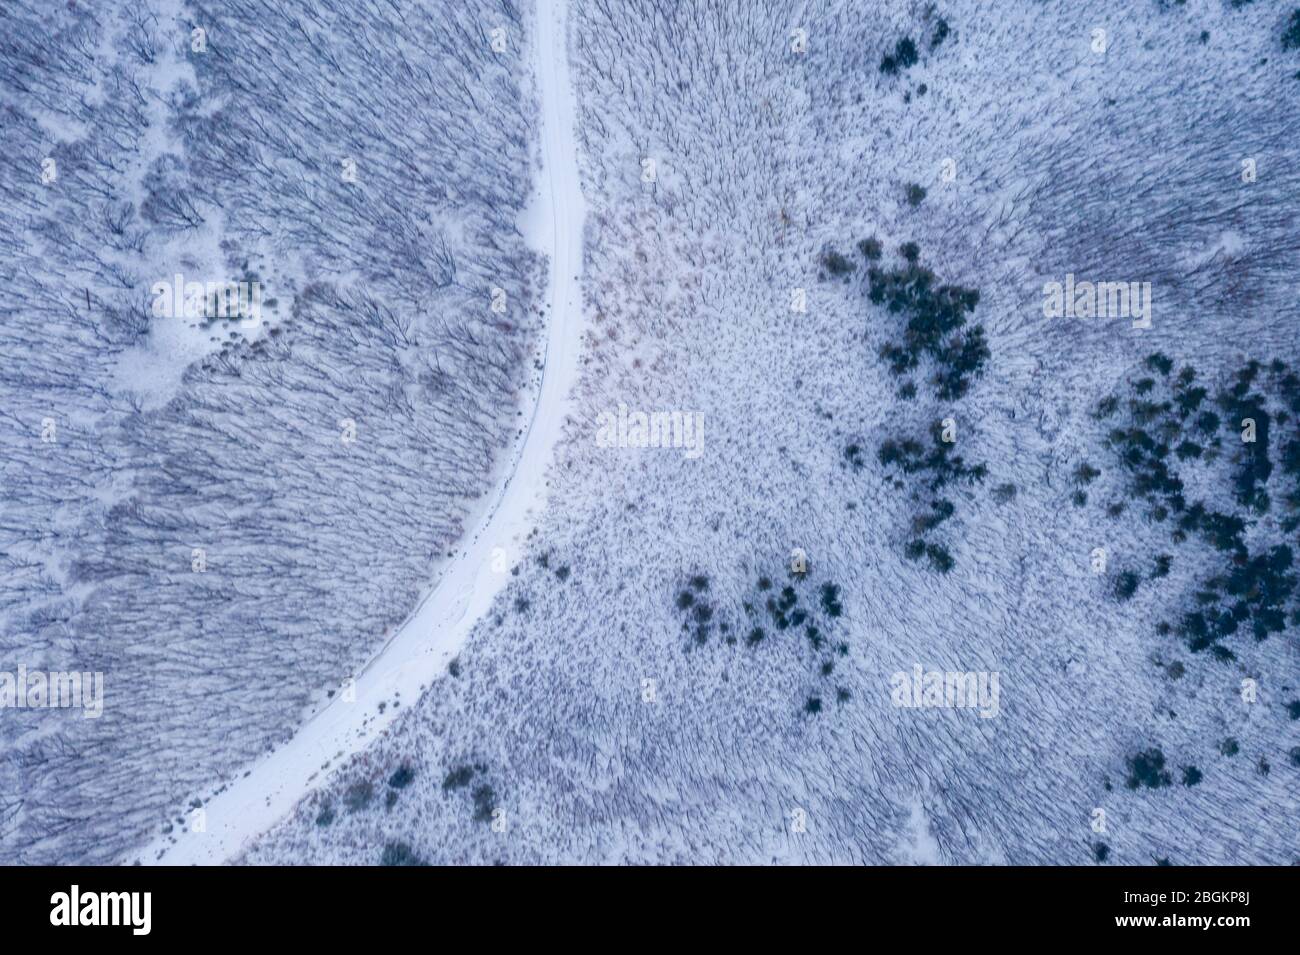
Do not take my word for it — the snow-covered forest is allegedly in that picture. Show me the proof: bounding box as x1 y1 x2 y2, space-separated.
1 0 539 864
3 0 1298 866
244 0 1298 866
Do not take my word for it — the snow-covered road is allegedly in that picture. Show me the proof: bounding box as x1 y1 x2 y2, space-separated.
137 0 586 865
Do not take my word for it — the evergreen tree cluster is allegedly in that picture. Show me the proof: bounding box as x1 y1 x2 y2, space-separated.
879 14 952 80
675 566 852 716
867 249 987 401
854 242 989 572
880 36 919 75
1096 356 1300 658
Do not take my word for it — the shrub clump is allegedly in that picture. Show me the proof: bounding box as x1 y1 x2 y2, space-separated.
1096 357 1300 656
931 17 950 49
878 423 987 491
822 248 856 277
471 784 497 823
1112 570 1141 602
881 36 919 74
388 763 415 790
381 841 427 866
1283 10 1300 51
442 765 476 791
858 236 883 261
1125 748 1173 790
868 249 987 401
343 781 374 812
819 583 843 617
673 574 717 644
735 568 851 714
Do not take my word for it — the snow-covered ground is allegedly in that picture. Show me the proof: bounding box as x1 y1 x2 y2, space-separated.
138 0 587 865
241 0 1299 867
1 0 542 865
5 0 1298 868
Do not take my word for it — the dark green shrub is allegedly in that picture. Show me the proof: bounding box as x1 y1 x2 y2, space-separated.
931 18 950 49
1074 462 1101 484
442 765 475 791
1107 571 1138 600
895 37 919 68
926 543 954 573
1145 353 1174 376
388 763 415 789
1125 748 1172 789
1283 10 1300 50
381 841 426 866
858 236 883 260
822 249 856 277
471 784 497 823
343 781 374 812
820 582 844 617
